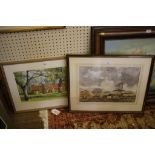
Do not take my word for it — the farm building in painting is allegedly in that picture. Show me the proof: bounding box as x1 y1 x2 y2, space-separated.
31 83 66 94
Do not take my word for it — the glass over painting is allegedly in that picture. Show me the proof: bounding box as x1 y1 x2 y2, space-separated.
104 38 155 95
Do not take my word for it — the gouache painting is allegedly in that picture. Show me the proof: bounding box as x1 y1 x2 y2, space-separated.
14 67 67 103
105 38 155 93
79 66 140 102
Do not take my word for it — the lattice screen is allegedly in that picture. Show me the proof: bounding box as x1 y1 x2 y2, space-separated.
0 26 91 63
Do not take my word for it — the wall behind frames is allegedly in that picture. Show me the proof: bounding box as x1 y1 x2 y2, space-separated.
0 26 91 63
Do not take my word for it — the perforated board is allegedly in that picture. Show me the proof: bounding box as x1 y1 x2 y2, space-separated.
0 26 91 63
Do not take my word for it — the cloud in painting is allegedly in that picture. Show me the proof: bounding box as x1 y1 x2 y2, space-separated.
79 66 140 91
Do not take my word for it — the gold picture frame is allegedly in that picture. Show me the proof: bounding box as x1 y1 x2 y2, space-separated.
0 26 65 33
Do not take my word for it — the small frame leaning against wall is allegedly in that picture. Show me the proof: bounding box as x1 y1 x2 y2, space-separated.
91 26 155 102
1 58 67 112
67 55 153 112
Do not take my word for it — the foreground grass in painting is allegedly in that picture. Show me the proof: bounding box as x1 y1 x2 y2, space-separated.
20 92 67 102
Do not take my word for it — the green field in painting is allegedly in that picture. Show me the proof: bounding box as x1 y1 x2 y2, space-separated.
20 92 67 102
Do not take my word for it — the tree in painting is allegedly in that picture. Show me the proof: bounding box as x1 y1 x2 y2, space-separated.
15 70 45 101
14 67 66 102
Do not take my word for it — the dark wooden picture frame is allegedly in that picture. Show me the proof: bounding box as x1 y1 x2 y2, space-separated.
67 55 153 112
91 26 155 102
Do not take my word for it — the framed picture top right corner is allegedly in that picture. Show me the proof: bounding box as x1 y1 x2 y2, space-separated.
91 26 155 102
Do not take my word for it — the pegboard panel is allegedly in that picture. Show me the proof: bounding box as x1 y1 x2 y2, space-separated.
0 26 91 63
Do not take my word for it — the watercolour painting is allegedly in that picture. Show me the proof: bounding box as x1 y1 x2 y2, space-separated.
79 66 140 103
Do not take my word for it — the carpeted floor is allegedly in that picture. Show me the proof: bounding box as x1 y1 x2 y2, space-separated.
48 103 155 129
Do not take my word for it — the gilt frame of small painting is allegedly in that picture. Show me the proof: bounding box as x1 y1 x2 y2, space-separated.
1 58 67 112
91 26 155 102
67 55 153 112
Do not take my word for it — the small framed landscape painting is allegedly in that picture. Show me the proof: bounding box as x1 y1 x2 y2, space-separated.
1 58 67 112
67 55 153 112
91 26 155 101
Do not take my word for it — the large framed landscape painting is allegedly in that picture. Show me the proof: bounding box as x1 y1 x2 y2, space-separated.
68 55 153 112
2 58 67 112
91 26 155 102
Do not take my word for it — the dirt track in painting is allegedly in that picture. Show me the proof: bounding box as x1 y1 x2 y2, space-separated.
80 90 136 102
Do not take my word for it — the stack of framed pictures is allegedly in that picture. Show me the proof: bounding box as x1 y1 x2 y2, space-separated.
91 26 155 103
1 55 153 112
1 26 154 113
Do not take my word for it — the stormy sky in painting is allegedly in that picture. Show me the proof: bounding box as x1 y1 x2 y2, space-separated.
79 66 141 91
105 38 155 55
